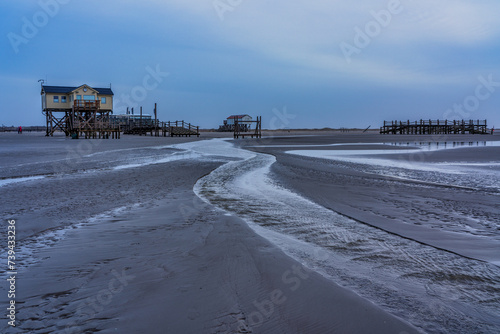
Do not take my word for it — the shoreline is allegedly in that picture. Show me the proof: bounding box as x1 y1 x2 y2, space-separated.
2 132 499 332
0 133 419 333
241 135 500 265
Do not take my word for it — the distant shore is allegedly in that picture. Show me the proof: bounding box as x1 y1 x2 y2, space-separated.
4 126 495 138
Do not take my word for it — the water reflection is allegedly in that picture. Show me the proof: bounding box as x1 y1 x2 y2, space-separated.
388 141 500 151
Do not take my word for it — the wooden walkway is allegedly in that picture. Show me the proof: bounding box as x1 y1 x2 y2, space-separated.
167 121 200 137
380 120 489 135
122 120 199 137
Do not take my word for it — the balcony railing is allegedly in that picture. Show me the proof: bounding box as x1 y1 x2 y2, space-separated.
74 100 100 108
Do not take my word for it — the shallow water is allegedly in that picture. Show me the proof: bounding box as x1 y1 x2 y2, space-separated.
287 141 500 193
0 138 217 279
2 136 499 333
0 205 140 279
188 140 500 334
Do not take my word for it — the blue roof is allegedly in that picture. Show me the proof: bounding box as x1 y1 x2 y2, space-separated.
42 85 114 95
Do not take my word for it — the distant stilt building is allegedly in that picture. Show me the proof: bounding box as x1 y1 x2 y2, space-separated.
218 114 253 132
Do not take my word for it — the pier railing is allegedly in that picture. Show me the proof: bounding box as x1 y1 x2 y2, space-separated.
380 119 489 135
166 120 200 137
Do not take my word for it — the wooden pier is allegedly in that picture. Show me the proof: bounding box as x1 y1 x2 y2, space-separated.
123 120 199 137
121 104 161 136
122 122 158 136
234 116 262 139
380 120 489 135
119 104 199 137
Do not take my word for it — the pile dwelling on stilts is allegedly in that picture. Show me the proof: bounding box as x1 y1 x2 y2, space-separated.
69 100 119 139
42 84 202 138
41 84 120 139
380 120 490 135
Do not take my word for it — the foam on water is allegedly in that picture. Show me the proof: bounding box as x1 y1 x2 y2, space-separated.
113 150 203 170
286 142 500 193
0 141 229 279
187 139 500 334
171 138 255 160
256 140 500 149
285 141 500 164
248 142 385 148
0 204 140 280
286 142 500 172
0 175 46 187
287 149 467 174
4 137 499 333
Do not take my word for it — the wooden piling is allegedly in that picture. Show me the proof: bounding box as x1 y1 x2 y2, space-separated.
380 119 489 135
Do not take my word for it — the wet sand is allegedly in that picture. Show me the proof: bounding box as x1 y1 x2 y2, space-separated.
241 134 500 265
0 132 418 333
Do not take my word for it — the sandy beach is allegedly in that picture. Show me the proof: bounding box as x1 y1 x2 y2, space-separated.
1 131 499 333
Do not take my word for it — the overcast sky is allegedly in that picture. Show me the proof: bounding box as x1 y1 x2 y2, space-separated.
1 0 499 129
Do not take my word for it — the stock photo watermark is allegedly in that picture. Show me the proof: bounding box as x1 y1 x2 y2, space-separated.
443 74 499 120
381 73 499 177
339 0 404 64
6 220 17 327
51 139 103 175
114 64 169 111
236 243 346 331
239 263 310 330
7 0 71 54
65 268 135 334
50 63 169 176
270 106 296 130
180 197 212 224
213 0 244 21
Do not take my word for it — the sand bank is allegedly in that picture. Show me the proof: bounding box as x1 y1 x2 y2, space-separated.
0 133 418 333
241 134 500 264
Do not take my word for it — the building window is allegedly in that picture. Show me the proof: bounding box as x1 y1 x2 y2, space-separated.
83 95 95 101
101 97 106 104
77 95 82 100
53 96 59 103
61 96 67 103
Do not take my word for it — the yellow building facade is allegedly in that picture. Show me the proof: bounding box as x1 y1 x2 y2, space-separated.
41 84 113 111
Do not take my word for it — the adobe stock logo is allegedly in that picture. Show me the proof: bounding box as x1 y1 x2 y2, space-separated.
7 0 71 54
339 0 404 64
213 0 244 21
113 64 169 111
443 74 500 119
270 106 296 130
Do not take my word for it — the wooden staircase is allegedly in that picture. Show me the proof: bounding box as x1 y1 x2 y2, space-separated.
166 121 200 137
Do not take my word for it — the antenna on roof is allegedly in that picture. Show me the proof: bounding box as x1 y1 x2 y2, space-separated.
109 83 112 89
